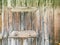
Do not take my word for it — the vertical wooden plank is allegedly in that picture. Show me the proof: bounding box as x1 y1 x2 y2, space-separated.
24 12 32 45
8 8 13 33
13 12 20 31
32 38 36 45
41 6 45 45
37 8 42 45
11 38 15 45
44 8 49 45
32 11 39 31
2 8 8 45
20 12 27 45
20 39 23 45
54 8 60 44
47 8 54 45
24 12 32 30
20 12 25 30
4 8 8 33
31 10 40 45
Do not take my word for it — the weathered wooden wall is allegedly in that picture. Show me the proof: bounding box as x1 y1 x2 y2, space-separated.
2 0 60 45
2 7 60 45
2 8 8 45
2 7 40 45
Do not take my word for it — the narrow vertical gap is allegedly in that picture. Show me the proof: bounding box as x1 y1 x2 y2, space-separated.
23 12 25 30
24 12 25 30
12 12 14 31
31 12 32 30
19 12 21 31
24 13 26 30
20 12 21 28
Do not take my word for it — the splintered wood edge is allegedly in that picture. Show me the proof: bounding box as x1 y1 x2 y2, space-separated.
11 7 38 12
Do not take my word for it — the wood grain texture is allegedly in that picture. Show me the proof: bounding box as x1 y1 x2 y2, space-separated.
8 8 13 33
4 8 8 32
45 8 54 45
54 8 60 43
4 7 39 45
24 12 32 30
13 12 20 31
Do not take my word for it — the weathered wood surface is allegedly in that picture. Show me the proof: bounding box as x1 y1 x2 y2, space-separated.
47 8 54 45
3 7 60 45
12 12 20 31
54 8 60 44
11 7 37 12
2 8 8 45
24 12 32 30
8 8 13 33
9 30 37 38
7 7 39 45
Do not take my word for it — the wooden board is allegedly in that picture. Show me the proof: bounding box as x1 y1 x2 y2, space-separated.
9 30 37 38
8 8 13 33
54 8 60 43
12 12 20 31
24 12 32 30
11 7 37 12
4 8 8 32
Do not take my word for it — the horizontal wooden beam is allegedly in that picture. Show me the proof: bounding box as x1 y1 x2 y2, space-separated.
11 7 38 12
9 30 37 38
